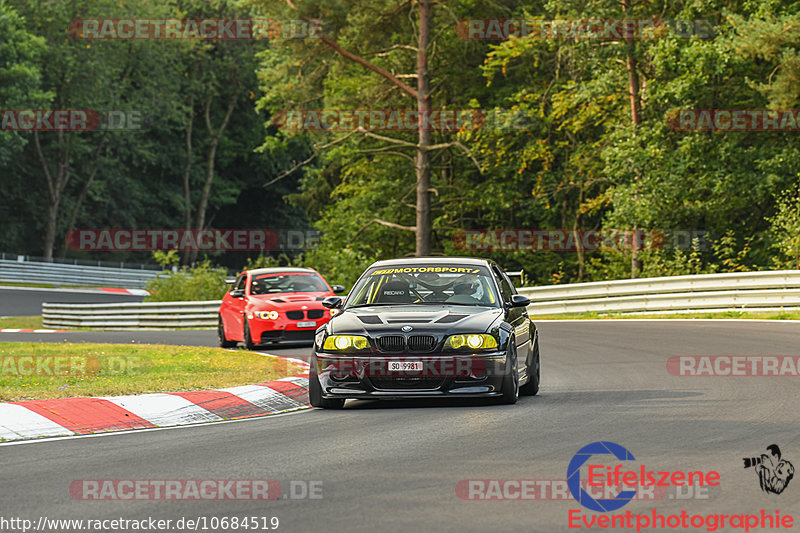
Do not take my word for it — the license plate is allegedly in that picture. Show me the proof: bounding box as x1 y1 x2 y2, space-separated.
387 361 423 372
296 321 316 328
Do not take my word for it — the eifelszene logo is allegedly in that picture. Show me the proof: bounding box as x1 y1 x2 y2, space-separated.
567 441 638 512
743 445 794 495
566 441 721 512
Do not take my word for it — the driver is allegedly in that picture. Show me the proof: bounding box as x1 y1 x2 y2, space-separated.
447 277 483 303
250 279 263 294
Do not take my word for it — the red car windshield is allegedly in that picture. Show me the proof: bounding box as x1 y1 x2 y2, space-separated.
250 273 328 295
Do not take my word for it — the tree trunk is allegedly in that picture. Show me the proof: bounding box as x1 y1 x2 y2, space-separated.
189 94 236 263
623 0 642 278
43 202 59 261
573 186 585 282
57 138 107 259
181 94 195 265
35 131 70 261
415 0 432 256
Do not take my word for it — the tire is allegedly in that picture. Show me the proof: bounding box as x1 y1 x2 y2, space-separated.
308 369 345 409
243 318 257 351
520 334 540 396
499 341 519 405
218 316 236 348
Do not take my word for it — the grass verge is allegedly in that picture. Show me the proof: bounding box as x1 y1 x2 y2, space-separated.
531 310 800 320
0 316 44 329
0 342 303 402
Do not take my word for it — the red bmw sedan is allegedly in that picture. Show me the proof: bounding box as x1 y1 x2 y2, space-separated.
218 267 345 349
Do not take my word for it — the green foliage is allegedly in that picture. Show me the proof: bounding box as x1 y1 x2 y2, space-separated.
152 250 181 268
767 176 800 269
4 0 800 286
145 261 228 302
0 0 49 164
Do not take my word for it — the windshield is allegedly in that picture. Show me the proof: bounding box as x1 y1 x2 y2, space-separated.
249 273 329 294
346 264 499 308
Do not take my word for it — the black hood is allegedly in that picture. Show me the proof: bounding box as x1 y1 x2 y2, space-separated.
327 304 504 336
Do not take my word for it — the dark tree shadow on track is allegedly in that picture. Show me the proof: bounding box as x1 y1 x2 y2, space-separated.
338 389 703 410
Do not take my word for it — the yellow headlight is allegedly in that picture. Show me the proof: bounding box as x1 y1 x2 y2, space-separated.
257 311 280 320
449 335 465 349
323 335 369 351
445 334 497 350
335 336 350 349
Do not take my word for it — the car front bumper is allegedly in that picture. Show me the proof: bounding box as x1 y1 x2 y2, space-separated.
312 352 509 399
249 315 329 344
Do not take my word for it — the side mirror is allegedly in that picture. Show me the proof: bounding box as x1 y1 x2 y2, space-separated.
506 294 530 308
322 296 343 309
230 289 245 298
331 284 346 294
225 279 236 285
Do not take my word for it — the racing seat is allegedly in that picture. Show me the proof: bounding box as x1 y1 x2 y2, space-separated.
377 281 414 303
446 282 481 304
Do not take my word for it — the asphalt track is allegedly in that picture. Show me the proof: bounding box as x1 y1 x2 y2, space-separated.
0 286 144 317
2 320 800 532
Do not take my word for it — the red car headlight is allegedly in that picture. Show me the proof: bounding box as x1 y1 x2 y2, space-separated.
256 311 280 320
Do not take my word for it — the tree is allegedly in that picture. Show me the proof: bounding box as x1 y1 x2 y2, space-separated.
767 176 800 270
254 0 489 257
8 0 180 259
0 0 49 165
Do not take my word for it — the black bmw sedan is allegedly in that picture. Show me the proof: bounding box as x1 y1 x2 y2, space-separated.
309 257 540 408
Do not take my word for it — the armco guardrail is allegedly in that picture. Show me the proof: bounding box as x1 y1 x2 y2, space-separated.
0 257 163 288
42 301 221 329
41 270 800 329
519 270 800 315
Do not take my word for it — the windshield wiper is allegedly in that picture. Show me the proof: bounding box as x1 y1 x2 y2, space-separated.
348 303 408 308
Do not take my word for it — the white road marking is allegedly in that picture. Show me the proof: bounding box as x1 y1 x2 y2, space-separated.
0 404 74 441
0 408 310 447
100 393 224 426
220 384 307 411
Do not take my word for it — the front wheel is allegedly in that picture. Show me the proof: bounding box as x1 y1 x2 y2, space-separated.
308 370 345 409
499 342 519 405
243 318 257 351
218 316 236 348
520 334 540 396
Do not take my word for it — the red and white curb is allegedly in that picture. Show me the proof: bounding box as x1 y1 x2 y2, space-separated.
0 329 68 333
0 356 311 442
98 287 150 296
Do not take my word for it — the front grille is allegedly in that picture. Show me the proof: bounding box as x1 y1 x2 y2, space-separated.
282 330 316 341
371 377 444 390
378 335 405 353
286 310 304 320
407 335 436 352
260 330 315 343
307 309 324 319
